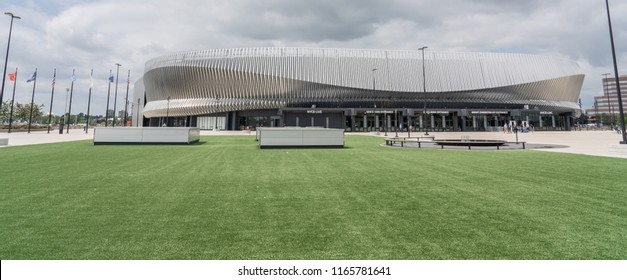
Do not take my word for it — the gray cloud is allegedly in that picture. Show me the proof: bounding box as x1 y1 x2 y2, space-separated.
0 0 625 115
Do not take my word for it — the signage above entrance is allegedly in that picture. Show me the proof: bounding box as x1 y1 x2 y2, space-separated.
365 110 394 114
425 110 450 114
540 111 554 115
470 110 509 115
306 110 323 114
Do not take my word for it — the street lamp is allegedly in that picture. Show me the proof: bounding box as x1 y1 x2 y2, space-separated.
604 0 626 144
371 68 378 91
137 98 141 127
123 70 130 126
372 68 386 136
0 12 20 112
394 109 398 137
112 63 121 127
166 96 171 126
419 46 429 135
62 87 69 134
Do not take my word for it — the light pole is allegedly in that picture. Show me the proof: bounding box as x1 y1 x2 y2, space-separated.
419 46 429 135
605 0 626 144
63 87 69 134
66 69 75 134
166 96 171 126
394 109 398 137
105 70 113 127
112 63 121 127
372 68 386 136
137 98 140 127
0 12 20 112
371 68 378 91
47 69 56 133
85 69 93 134
123 70 130 126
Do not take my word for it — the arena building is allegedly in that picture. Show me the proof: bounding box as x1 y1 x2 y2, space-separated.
132 47 584 131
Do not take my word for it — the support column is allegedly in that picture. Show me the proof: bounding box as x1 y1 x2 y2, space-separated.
230 112 239 130
459 116 465 132
430 115 435 128
442 115 446 128
483 115 488 129
539 116 543 128
363 115 367 129
387 114 391 129
375 115 379 128
407 115 412 131
351 115 356 132
472 116 477 129
551 115 556 127
419 115 423 128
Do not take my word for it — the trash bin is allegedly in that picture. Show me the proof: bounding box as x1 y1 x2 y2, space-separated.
59 123 64 134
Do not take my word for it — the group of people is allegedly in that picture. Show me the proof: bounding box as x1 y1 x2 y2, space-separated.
613 125 623 134
503 122 533 133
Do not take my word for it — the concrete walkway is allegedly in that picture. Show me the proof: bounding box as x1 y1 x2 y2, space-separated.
2 129 627 159
366 130 627 159
0 129 95 147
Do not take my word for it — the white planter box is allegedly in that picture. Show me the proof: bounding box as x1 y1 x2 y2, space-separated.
258 127 344 148
94 127 200 144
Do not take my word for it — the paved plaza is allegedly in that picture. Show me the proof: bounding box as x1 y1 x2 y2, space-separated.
369 130 627 159
1 129 626 159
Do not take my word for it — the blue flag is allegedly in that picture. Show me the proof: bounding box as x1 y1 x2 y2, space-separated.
108 72 114 82
71 73 77 82
26 71 37 83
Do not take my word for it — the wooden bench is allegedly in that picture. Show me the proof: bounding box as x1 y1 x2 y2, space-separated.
433 140 526 150
385 138 526 150
384 138 433 148
384 136 435 146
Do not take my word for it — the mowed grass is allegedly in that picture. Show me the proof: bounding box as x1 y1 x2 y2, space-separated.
0 135 625 260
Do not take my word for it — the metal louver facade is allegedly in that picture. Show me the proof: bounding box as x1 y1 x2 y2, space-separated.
139 48 584 119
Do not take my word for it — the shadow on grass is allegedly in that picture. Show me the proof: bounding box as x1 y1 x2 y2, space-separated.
91 141 210 146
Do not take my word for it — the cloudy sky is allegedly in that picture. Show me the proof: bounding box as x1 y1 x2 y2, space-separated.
0 0 625 116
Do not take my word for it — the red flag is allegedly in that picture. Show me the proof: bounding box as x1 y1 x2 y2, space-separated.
8 72 16 81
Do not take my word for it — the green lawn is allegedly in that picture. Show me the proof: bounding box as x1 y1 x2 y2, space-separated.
0 135 625 259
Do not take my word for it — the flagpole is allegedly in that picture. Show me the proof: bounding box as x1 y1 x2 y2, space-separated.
85 69 93 134
105 70 112 127
113 63 121 127
66 68 75 134
0 13 20 113
7 67 17 133
47 68 56 133
27 68 37 133
123 70 130 126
